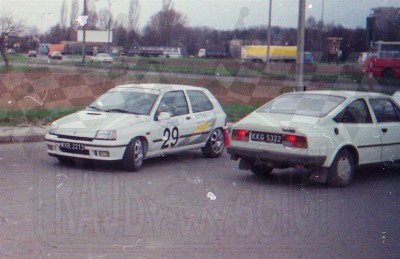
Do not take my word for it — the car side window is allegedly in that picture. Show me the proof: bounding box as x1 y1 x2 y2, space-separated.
187 90 214 113
156 90 189 119
369 98 400 123
334 99 372 123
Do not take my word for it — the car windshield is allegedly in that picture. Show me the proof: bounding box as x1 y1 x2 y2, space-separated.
258 93 345 117
87 89 158 115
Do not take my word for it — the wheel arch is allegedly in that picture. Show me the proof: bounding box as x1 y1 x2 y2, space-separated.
338 145 359 166
325 144 359 168
125 135 149 157
137 136 149 157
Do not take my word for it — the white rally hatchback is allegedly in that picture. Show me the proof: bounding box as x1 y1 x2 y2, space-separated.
45 84 227 171
227 90 400 187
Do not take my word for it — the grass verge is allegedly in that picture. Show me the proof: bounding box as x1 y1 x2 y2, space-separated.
0 107 83 126
0 104 256 126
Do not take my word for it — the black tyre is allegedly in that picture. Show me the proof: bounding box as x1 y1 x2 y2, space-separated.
56 156 75 164
382 68 394 78
122 137 145 172
250 164 273 177
202 128 225 158
328 149 355 187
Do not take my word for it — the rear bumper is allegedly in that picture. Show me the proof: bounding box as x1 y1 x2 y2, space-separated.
227 146 326 168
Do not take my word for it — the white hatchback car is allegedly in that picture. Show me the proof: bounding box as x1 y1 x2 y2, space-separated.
45 84 227 171
90 53 114 63
227 90 400 187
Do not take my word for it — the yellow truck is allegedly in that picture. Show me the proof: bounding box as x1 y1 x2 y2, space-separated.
241 45 297 63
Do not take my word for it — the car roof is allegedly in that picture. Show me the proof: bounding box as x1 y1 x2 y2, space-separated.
114 83 206 93
288 90 390 99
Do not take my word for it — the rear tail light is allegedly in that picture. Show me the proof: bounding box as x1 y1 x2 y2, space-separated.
283 134 307 148
231 129 249 141
223 129 230 147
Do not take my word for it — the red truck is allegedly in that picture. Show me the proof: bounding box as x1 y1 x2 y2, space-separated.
363 41 400 79
363 56 400 78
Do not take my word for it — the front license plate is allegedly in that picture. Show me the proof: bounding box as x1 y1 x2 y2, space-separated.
251 132 282 144
60 142 86 150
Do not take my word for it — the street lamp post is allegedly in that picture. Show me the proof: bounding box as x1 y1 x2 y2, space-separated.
320 0 325 61
81 0 87 63
295 0 306 92
266 0 273 73
107 0 111 54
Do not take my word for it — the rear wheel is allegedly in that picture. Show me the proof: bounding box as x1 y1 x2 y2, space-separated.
122 137 145 172
202 128 225 158
382 68 394 78
240 158 273 177
328 149 355 187
250 165 273 177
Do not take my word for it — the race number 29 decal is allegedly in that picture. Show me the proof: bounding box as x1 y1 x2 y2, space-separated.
162 127 179 149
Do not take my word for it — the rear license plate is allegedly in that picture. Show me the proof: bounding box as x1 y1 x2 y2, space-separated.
251 132 282 144
60 142 86 150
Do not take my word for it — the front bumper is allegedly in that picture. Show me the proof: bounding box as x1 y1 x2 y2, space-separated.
45 136 128 161
227 146 326 168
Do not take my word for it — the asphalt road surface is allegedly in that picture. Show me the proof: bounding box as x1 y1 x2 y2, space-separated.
0 142 399 258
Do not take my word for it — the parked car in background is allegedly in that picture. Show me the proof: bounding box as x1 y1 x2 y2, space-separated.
90 53 114 63
7 49 16 54
49 51 62 60
227 90 400 187
28 50 37 57
45 84 228 171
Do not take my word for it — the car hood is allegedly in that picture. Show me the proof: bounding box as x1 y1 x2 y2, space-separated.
233 111 323 134
51 110 148 136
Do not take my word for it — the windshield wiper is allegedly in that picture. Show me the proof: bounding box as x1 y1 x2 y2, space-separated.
105 108 142 115
87 106 104 112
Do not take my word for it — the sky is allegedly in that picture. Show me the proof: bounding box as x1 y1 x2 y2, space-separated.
1 0 400 33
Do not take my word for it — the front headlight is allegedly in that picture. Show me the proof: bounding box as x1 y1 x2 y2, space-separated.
49 125 59 135
95 130 117 140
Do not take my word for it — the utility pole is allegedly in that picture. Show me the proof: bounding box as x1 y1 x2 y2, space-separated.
81 0 87 63
295 0 306 92
320 0 325 61
107 0 111 54
266 0 273 73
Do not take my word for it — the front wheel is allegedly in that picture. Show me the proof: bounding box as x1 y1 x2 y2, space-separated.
202 128 225 158
56 156 75 165
328 149 355 187
122 137 145 172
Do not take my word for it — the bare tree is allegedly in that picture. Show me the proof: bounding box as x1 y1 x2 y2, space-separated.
0 16 24 69
86 0 99 30
70 0 79 28
128 0 140 33
143 0 187 46
98 8 113 31
60 0 68 28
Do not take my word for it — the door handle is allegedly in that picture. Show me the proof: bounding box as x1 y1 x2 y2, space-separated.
186 116 191 120
382 128 388 133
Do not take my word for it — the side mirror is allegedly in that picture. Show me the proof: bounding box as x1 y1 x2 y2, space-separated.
158 112 171 121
